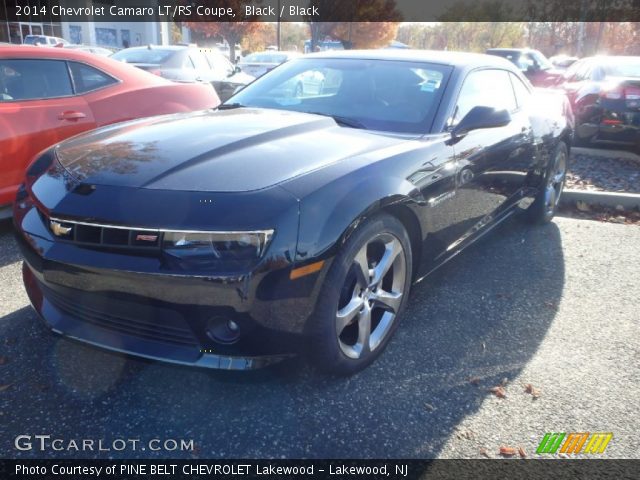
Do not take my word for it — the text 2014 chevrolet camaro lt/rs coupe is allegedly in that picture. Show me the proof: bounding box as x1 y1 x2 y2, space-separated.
14 51 573 375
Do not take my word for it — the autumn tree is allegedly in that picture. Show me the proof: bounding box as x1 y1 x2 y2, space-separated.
240 23 276 53
396 22 524 52
305 0 402 51
183 1 266 62
280 23 309 52
188 22 263 63
330 22 400 49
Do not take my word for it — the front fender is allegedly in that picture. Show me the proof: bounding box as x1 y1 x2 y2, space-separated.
294 169 424 265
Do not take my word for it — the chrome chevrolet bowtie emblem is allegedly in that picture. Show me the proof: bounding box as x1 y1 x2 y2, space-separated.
50 220 72 237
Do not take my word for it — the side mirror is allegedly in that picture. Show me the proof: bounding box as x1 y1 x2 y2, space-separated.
234 65 242 74
451 106 511 138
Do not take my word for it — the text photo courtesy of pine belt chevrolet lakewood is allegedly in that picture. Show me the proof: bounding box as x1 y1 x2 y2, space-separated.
14 50 573 375
0 46 221 219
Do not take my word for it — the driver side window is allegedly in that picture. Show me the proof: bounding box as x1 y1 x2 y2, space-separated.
453 69 517 125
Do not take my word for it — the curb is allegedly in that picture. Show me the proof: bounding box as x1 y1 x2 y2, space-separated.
572 147 640 163
561 189 640 210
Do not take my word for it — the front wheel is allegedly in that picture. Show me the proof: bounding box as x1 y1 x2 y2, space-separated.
526 141 568 224
308 214 412 375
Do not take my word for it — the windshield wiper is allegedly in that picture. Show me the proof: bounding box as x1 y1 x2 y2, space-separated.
218 103 246 110
307 112 366 129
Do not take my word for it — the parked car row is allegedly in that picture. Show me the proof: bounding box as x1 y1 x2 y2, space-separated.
111 45 254 102
487 47 640 151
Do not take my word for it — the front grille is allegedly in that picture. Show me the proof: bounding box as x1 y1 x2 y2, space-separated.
44 286 198 347
44 213 162 252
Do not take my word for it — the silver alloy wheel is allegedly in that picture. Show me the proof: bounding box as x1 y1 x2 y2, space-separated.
335 233 407 359
544 147 567 217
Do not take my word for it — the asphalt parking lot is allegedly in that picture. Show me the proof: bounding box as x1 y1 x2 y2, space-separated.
1 215 638 459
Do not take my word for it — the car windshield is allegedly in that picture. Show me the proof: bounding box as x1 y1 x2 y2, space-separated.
228 58 451 135
111 48 175 64
242 53 290 64
529 50 553 70
24 36 47 45
604 58 640 78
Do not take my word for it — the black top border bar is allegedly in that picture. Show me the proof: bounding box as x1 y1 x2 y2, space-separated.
1 459 640 480
2 0 640 23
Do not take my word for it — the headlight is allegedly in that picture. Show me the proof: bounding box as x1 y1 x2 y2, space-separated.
162 230 274 271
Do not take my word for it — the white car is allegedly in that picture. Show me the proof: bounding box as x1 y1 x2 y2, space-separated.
23 35 69 47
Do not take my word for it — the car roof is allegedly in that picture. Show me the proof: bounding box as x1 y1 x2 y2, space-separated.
487 48 539 54
0 45 171 85
583 55 640 61
121 45 192 52
304 49 516 70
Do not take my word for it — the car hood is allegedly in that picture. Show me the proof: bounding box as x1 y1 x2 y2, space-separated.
215 71 254 85
55 108 404 193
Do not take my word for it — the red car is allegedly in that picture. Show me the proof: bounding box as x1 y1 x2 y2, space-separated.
555 56 640 150
0 46 220 218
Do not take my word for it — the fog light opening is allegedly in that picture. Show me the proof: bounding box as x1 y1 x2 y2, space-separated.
205 317 241 344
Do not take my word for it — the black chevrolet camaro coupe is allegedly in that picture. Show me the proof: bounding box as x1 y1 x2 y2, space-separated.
14 51 573 375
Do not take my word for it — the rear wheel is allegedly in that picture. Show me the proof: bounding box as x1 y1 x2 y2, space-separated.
526 141 568 224
309 214 412 375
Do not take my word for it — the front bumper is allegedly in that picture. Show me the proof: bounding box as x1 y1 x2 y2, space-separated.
14 186 325 369
21 261 292 370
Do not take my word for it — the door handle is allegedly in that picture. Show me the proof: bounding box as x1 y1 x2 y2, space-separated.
58 111 86 121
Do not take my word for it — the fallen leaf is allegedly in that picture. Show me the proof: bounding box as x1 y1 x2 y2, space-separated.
499 446 517 457
524 383 541 398
480 448 491 458
0 356 7 365
518 446 527 458
0 384 11 392
490 386 507 398
576 201 591 212
424 403 436 412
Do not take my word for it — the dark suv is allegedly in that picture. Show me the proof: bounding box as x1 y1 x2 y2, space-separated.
487 48 563 87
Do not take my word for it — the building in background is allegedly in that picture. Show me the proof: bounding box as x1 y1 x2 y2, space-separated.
0 0 188 48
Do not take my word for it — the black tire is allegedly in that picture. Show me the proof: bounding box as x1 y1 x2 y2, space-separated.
308 213 413 375
526 141 568 224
